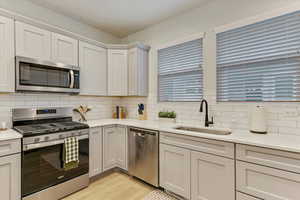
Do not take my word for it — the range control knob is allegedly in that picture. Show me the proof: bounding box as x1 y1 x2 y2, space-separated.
44 136 50 141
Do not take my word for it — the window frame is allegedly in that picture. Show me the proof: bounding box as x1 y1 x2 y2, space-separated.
156 33 205 102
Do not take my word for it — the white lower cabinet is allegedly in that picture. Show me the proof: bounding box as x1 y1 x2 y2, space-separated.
89 127 103 177
0 153 21 200
160 144 191 199
237 193 261 200
103 126 127 171
103 126 117 171
115 126 127 170
236 161 300 200
191 151 235 200
160 138 235 200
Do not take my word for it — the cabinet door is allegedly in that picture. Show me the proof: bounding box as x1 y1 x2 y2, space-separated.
52 33 78 66
0 154 21 200
128 48 138 96
0 16 14 92
89 127 103 177
237 193 260 200
128 48 148 96
237 161 300 200
160 144 190 199
79 42 107 95
108 49 128 96
16 21 51 60
115 126 127 170
191 151 235 200
103 126 117 171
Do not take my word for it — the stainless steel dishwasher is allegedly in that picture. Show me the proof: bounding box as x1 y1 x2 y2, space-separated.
128 127 159 187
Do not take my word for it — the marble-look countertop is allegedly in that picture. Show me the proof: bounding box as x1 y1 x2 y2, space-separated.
86 119 300 154
0 129 22 141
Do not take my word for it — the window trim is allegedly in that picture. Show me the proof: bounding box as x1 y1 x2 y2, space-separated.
156 33 204 102
214 3 300 34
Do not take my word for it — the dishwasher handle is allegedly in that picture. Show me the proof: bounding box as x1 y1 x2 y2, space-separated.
129 127 158 136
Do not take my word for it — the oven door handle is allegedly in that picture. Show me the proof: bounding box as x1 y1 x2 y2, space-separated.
23 135 89 151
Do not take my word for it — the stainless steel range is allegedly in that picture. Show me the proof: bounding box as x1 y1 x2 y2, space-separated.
13 107 89 200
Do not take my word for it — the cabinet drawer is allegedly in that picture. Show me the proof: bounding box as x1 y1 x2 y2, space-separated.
160 132 234 159
237 192 261 200
237 144 300 173
0 139 21 157
236 161 300 200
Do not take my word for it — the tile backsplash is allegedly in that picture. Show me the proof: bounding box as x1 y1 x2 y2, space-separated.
1 92 300 136
0 93 120 128
119 92 300 136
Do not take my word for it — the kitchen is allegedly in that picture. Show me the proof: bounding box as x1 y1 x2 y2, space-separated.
1 0 300 200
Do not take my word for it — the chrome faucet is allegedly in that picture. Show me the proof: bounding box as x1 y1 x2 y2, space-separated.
199 99 214 127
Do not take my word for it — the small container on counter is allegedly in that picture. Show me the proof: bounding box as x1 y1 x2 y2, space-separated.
138 104 147 120
0 121 8 131
113 106 127 119
250 105 267 134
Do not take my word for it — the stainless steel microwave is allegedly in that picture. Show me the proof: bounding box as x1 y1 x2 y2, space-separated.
16 56 80 93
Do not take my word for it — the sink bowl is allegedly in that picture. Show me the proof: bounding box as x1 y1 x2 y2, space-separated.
173 126 232 135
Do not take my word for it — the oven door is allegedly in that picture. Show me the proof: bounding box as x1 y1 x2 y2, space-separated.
22 136 89 198
16 56 80 93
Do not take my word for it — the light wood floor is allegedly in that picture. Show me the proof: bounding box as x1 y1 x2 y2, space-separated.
63 172 155 200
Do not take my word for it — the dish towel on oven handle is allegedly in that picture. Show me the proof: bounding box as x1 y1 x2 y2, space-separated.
63 137 79 170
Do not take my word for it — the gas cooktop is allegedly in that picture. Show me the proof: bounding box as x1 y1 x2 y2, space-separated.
14 121 89 137
12 107 89 137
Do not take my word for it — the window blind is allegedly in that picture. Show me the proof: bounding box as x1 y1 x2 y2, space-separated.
217 10 300 102
158 39 203 102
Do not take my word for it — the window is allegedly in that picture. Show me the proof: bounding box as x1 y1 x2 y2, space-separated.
217 10 300 102
158 38 203 102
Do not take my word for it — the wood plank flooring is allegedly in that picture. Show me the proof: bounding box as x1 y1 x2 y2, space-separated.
63 172 155 200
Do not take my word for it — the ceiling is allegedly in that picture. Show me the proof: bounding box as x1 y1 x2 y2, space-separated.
28 0 210 38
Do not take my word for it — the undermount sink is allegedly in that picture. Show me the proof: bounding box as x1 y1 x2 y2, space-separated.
173 126 232 135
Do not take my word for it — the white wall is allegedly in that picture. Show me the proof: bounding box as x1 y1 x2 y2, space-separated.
0 0 120 43
121 0 300 136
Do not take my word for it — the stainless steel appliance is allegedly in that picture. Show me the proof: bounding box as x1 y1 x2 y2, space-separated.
128 127 159 187
13 107 89 200
16 56 80 93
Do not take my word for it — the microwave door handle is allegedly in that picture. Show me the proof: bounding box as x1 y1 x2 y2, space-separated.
69 70 74 88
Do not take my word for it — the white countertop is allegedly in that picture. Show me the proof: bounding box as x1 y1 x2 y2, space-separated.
0 129 22 141
87 119 300 154
1 119 300 154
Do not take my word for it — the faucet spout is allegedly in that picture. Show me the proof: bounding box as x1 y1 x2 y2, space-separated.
199 99 214 127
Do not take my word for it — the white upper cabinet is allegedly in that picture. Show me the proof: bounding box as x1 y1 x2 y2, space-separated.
0 16 14 92
79 42 107 96
52 33 78 66
16 21 51 60
16 22 78 66
128 47 148 96
108 49 128 96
